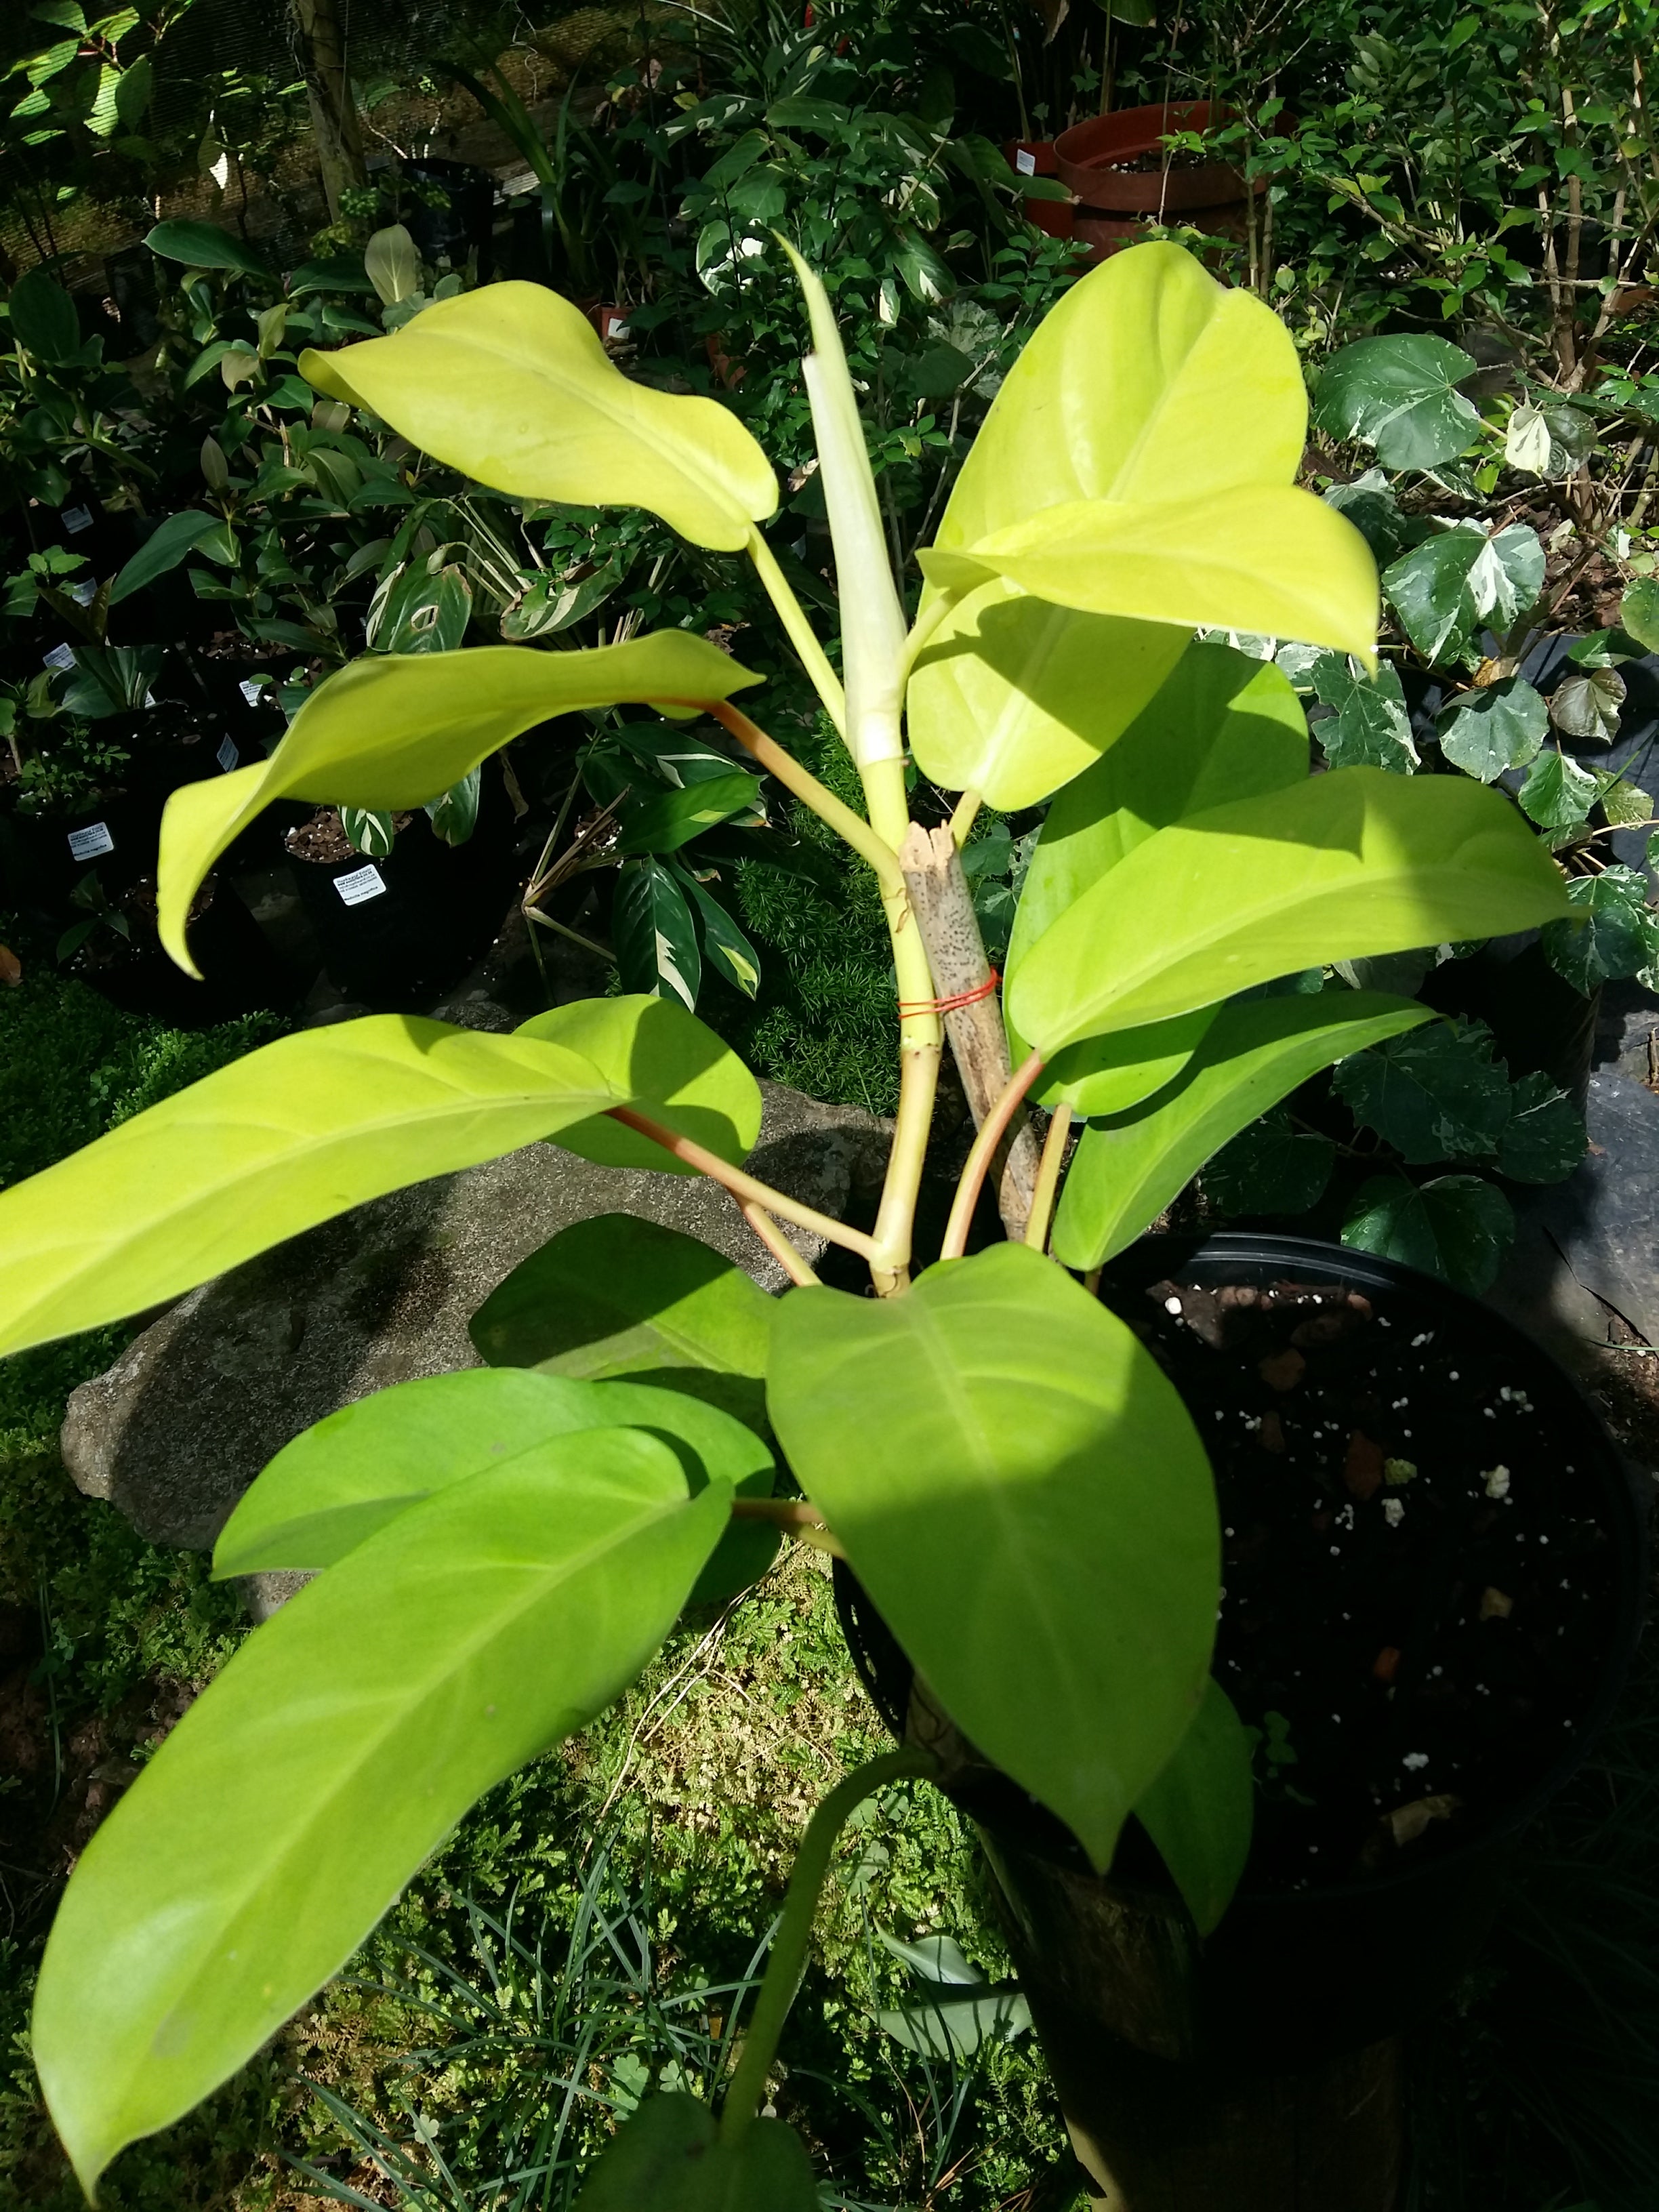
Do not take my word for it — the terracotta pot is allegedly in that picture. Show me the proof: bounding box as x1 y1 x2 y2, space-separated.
1055 100 1247 214
1073 199 1252 264
1002 138 1059 180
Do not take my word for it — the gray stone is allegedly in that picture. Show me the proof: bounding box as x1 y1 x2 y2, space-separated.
1487 1068 1659 1372
62 1082 888 1555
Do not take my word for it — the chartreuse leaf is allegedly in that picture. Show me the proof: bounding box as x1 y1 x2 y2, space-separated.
213 1368 771 1576
0 1019 622 1359
768 1244 1218 1870
1132 1678 1254 1935
909 242 1318 808
300 283 778 551
1009 769 1570 1055
514 996 762 1176
937 242 1309 549
1052 993 1433 1271
34 1429 732 2194
471 1214 774 1432
573 2093 817 2212
1341 1173 1514 1294
906 586 1191 811
159 636 760 975
1006 646 1308 1109
918 485 1378 668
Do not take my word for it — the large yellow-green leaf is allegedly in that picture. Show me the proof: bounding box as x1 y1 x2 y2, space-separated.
36 1427 731 2193
768 1244 1217 1870
935 241 1309 552
920 487 1377 665
159 636 760 974
905 583 1189 808
0 1018 623 1359
1006 645 1309 1109
1008 768 1570 1056
1050 992 1437 1271
517 994 762 1176
300 282 777 549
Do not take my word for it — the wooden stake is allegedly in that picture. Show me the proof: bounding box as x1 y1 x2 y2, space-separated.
899 822 1042 1242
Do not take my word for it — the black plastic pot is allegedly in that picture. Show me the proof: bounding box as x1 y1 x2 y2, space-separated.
283 790 516 1005
68 876 288 1027
834 1232 1645 2072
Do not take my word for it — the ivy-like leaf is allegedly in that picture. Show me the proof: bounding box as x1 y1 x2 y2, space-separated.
1201 1107 1335 1216
1496 1073 1586 1185
1518 748 1599 832
1341 1173 1514 1294
1332 1019 1512 1163
1549 667 1624 745
1382 525 1544 664
1309 654 1417 773
1437 678 1548 781
1313 335 1480 470
1540 866 1659 992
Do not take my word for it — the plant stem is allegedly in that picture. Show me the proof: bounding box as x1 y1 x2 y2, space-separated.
745 525 847 737
941 1050 1046 1261
703 700 903 896
861 753 942 1296
730 1497 843 1555
948 788 983 847
1025 1101 1073 1253
605 1106 882 1263
735 1197 822 1286
718 1748 940 2147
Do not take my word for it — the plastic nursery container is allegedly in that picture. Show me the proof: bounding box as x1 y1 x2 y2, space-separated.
834 1231 1645 2071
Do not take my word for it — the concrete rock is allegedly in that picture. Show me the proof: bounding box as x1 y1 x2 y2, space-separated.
62 1083 888 1557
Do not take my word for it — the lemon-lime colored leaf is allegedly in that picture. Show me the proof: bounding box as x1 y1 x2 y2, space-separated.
300 282 777 550
935 242 1309 552
213 1367 770 1576
35 1431 731 2193
920 485 1378 666
1051 991 1434 1269
1006 645 1309 1104
768 1244 1217 1870
158 636 760 973
905 582 1190 809
1009 768 1570 1054
573 2093 818 2212
471 1213 773 1423
0 1018 621 1359
1133 1677 1254 1936
515 996 762 1176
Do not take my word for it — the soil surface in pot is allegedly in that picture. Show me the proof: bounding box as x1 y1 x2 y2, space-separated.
285 806 414 864
1118 1271 1620 1891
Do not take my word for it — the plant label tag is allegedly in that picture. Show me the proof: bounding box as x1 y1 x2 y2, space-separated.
335 863 387 906
62 505 93 535
601 308 631 340
43 642 75 671
239 678 264 706
1016 147 1037 176
216 734 239 771
70 579 97 605
142 690 157 708
68 822 115 861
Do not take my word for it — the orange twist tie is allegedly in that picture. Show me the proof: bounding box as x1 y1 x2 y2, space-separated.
898 968 1002 1018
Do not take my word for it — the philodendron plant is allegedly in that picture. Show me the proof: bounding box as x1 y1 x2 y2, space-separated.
3 244 1570 2203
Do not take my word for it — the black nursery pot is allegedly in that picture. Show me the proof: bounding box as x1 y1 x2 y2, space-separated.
834 1232 1646 2071
68 875 288 1028
283 792 515 1006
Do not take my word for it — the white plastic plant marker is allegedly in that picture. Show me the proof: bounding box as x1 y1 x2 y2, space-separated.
216 735 239 772
239 679 264 706
67 823 115 861
1017 148 1037 176
335 863 387 906
62 506 93 534
43 643 75 671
